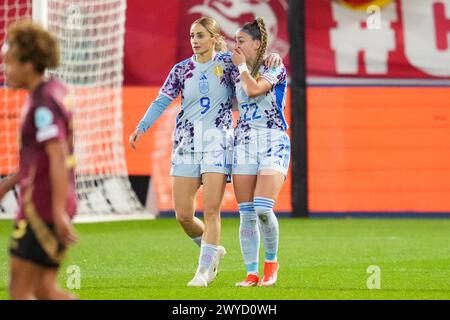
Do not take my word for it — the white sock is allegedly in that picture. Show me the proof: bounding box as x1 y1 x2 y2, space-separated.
238 202 259 275
197 242 218 274
254 197 278 262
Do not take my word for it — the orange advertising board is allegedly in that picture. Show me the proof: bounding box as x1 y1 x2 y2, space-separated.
308 87 450 213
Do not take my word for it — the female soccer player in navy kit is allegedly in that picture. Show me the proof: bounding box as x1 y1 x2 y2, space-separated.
0 20 78 299
231 18 290 287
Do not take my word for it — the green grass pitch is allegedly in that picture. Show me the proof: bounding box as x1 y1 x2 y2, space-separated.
0 218 449 300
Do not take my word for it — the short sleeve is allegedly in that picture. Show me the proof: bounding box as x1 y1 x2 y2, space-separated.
159 64 182 100
34 105 66 144
260 64 286 86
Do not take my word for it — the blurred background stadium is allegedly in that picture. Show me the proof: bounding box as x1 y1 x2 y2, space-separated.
0 0 449 300
1 0 450 219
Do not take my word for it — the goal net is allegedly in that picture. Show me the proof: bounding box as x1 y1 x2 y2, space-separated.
0 0 148 221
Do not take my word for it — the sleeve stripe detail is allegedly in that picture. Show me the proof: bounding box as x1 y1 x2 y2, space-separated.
36 124 59 142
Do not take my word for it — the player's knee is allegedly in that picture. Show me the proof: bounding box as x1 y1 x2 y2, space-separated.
203 206 220 220
175 211 194 226
254 205 272 223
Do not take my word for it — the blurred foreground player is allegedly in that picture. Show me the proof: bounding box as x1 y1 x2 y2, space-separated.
0 20 78 300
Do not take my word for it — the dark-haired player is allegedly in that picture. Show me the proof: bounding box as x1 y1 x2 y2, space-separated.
0 20 78 300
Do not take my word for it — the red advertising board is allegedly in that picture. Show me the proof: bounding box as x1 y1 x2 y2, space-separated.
124 0 289 85
306 0 450 80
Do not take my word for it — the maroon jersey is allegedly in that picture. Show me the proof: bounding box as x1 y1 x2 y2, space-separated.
17 78 77 223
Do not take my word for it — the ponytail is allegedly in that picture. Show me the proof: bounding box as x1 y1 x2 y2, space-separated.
252 17 268 77
240 17 269 77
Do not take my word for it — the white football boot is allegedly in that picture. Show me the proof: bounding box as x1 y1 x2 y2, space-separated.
187 272 208 287
206 246 227 284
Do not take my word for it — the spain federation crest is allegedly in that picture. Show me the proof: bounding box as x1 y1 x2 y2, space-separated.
214 64 223 77
199 73 209 94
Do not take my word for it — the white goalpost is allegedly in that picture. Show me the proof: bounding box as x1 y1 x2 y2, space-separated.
0 0 154 221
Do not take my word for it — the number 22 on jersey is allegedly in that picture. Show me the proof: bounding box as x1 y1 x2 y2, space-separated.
242 102 261 122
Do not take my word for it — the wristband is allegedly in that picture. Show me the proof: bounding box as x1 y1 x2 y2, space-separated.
238 63 249 75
